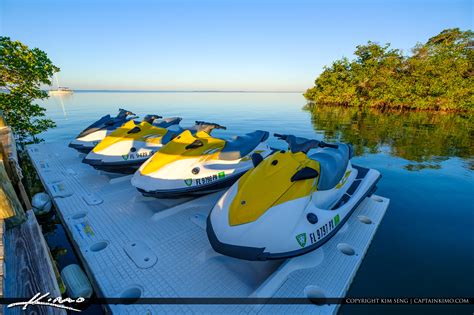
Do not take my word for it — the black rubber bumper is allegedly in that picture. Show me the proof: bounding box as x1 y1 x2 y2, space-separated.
137 173 243 199
206 215 268 261
68 142 93 154
82 157 144 174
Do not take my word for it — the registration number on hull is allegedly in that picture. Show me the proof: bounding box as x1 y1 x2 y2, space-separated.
122 151 154 160
295 214 341 248
184 172 226 187
309 214 340 245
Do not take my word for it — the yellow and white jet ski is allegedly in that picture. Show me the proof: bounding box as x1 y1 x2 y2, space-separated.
82 115 182 173
69 108 136 153
131 123 271 198
207 133 381 261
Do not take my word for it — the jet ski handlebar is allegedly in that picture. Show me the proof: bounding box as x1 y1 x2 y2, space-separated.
144 114 164 124
319 141 339 149
274 133 288 140
274 133 339 150
118 108 137 117
195 121 227 130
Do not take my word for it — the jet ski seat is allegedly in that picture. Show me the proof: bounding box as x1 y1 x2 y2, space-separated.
309 144 353 190
77 115 113 137
219 130 269 160
153 117 182 128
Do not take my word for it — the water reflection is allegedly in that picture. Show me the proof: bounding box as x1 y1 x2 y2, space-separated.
48 93 72 119
305 104 473 170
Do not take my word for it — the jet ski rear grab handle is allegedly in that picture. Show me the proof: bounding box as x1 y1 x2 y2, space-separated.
118 108 137 116
104 109 138 125
274 133 339 149
195 121 227 130
143 114 163 123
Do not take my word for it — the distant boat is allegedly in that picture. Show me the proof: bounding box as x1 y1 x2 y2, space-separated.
49 86 74 95
49 73 73 95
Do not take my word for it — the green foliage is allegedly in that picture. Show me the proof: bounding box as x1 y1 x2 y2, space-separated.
304 28 474 111
0 36 59 144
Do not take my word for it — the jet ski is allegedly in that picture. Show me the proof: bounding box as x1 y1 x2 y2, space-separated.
69 108 136 153
82 115 183 174
206 133 381 261
131 122 272 198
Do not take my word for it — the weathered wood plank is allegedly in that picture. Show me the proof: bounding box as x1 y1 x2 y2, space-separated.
0 149 26 226
0 111 6 128
0 128 15 182
0 219 4 300
0 125 32 211
4 211 65 315
0 127 17 162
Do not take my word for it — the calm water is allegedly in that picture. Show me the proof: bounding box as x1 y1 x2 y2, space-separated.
40 92 473 314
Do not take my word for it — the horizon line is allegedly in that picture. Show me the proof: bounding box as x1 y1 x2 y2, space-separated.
46 89 304 94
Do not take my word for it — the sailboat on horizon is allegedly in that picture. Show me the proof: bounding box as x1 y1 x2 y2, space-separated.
49 74 73 95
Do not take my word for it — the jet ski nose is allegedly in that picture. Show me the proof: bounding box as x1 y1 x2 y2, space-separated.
82 156 103 166
131 167 168 192
82 151 105 165
68 142 81 149
69 141 95 154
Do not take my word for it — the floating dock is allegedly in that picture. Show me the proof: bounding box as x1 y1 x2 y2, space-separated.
28 141 389 314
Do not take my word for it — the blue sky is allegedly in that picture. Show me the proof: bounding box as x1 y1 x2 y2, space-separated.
1 0 472 91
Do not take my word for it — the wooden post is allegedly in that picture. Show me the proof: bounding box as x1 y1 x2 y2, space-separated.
0 149 26 227
0 219 5 298
0 112 32 211
0 111 6 128
0 114 27 226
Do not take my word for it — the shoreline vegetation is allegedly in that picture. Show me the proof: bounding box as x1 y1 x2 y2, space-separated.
304 29 473 112
43 89 304 93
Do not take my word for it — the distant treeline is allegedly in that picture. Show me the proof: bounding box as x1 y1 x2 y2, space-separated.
304 28 473 112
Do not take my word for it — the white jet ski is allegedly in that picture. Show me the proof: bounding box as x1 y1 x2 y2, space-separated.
131 123 272 198
82 115 182 174
206 133 381 261
69 108 136 153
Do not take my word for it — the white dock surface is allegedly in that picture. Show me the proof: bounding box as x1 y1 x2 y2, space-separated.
28 141 389 314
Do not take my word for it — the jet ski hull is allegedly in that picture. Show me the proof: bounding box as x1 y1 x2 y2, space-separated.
137 172 243 198
68 142 94 154
207 164 381 261
82 157 146 174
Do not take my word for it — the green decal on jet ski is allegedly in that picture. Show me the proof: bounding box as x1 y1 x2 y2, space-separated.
218 171 225 179
184 178 193 186
334 214 340 225
296 233 307 248
122 154 129 160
